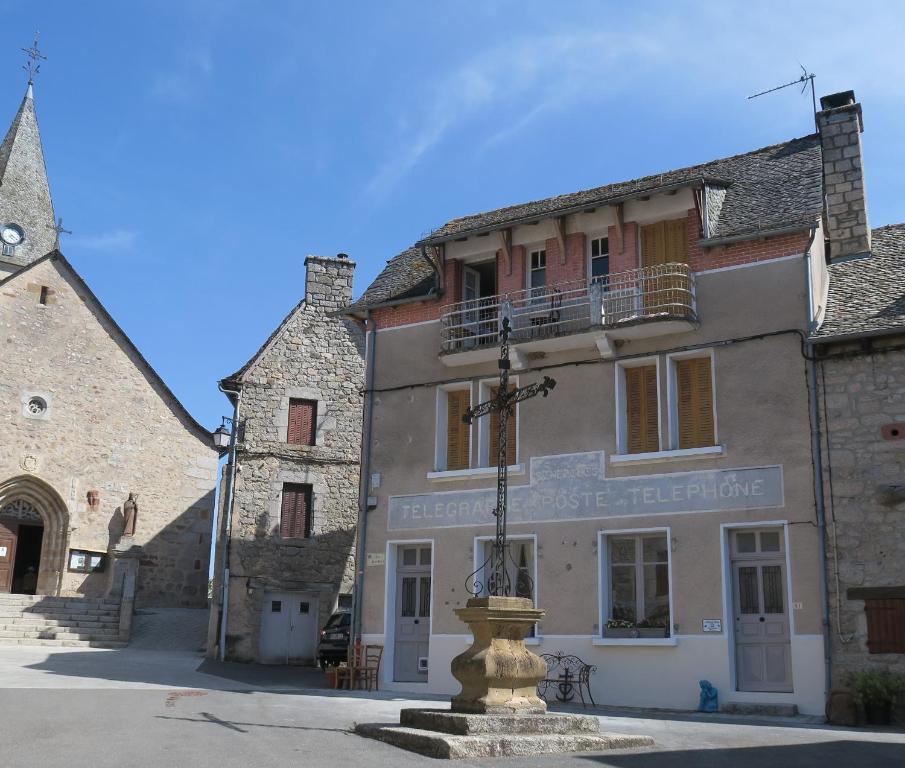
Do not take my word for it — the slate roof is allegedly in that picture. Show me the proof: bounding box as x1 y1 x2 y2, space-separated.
345 245 437 316
812 224 905 341
350 135 823 313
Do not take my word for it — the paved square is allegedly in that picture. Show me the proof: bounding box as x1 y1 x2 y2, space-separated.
1 646 903 767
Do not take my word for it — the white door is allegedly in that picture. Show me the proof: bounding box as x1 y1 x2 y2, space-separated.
731 529 792 692
259 591 319 665
393 545 431 682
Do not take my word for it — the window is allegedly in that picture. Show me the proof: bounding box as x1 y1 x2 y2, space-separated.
287 399 317 446
271 600 282 612
602 533 670 636
669 354 716 449
640 218 687 267
865 599 905 654
623 364 659 454
2 244 15 258
39 286 49 305
439 387 471 471
590 237 609 283
280 483 312 539
476 537 536 635
529 249 546 293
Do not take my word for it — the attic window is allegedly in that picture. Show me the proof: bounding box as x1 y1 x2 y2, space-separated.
2 244 15 257
39 286 49 305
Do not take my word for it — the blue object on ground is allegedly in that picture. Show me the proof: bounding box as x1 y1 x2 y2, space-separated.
699 679 718 712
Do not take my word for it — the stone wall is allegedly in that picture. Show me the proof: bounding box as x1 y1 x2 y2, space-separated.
223 254 365 661
820 338 905 681
0 256 218 607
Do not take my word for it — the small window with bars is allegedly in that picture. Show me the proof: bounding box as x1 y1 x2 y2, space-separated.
280 483 312 539
287 399 317 446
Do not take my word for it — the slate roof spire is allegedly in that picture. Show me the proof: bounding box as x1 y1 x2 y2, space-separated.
0 81 57 271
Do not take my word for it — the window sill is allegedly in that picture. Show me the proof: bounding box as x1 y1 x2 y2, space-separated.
427 464 525 482
609 445 724 466
592 637 678 647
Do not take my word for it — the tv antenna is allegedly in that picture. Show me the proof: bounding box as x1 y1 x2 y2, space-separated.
749 65 817 129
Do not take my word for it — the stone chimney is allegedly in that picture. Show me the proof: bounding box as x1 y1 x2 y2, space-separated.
817 90 871 261
304 253 356 310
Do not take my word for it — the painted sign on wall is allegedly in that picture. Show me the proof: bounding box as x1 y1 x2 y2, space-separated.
388 451 783 531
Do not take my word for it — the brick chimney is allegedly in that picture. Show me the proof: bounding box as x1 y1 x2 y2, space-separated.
304 253 356 310
817 90 871 261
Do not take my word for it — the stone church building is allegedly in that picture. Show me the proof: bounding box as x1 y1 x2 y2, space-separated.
211 254 365 663
0 81 218 615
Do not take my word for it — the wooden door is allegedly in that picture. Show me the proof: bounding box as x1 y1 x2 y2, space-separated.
732 533 792 693
394 545 432 682
640 219 687 312
0 520 17 593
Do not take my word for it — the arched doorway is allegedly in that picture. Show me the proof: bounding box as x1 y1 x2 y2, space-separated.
0 476 70 595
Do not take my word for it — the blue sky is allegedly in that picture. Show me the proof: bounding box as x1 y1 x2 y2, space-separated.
4 1 904 429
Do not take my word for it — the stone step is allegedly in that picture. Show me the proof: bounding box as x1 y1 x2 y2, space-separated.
400 709 603 736
0 637 127 649
721 702 799 718
0 620 119 631
0 607 120 617
354 724 654 759
0 596 120 611
0 628 121 640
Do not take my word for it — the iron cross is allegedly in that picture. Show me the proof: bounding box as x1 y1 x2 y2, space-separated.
22 33 47 84
50 217 72 250
463 316 555 597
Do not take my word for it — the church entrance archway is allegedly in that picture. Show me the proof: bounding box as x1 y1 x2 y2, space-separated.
0 476 70 595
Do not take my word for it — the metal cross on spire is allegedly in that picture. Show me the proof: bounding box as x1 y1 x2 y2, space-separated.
51 217 71 250
464 316 555 598
22 32 47 84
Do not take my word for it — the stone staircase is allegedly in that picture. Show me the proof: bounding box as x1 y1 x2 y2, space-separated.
0 593 127 648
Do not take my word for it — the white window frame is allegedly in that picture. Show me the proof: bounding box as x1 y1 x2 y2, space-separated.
434 383 473 472
665 349 719 451
477 377 520 469
614 356 661 456
527 247 547 292
596 527 676 647
588 234 610 283
473 533 540 642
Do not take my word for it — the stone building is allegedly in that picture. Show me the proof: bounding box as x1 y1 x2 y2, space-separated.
0 81 218 617
812 222 905 682
211 254 365 663
344 91 888 716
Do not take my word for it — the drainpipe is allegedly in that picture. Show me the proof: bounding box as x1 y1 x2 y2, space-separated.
802 225 833 696
217 382 242 662
351 311 377 645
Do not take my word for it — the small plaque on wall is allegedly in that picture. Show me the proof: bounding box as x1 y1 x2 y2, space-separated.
702 619 722 633
366 552 386 567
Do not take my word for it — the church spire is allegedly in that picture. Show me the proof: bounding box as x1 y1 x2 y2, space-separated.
0 42 56 272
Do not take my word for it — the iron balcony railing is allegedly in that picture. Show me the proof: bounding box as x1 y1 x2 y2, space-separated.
440 262 696 354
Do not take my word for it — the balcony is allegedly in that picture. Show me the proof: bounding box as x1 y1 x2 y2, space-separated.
440 263 697 365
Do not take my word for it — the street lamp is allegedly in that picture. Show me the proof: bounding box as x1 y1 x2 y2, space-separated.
212 418 233 451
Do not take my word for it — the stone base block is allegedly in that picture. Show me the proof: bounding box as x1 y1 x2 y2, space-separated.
355 708 654 759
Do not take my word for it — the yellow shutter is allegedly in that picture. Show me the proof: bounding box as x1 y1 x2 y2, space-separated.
640 221 666 267
665 218 688 263
626 365 659 454
489 385 517 466
446 389 470 470
676 357 715 449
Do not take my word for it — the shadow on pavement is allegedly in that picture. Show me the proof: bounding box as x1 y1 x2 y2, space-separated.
578 740 905 767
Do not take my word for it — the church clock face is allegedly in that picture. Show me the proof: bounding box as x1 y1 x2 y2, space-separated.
1 224 24 245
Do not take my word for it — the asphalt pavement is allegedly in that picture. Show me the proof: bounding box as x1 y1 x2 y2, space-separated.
1 645 903 768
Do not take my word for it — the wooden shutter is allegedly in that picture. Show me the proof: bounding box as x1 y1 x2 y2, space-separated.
489 385 517 466
641 219 687 267
676 357 715 449
446 390 470 471
865 599 905 653
625 365 659 454
280 483 311 538
288 399 316 445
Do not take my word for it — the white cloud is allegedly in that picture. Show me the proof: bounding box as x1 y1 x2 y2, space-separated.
68 229 139 254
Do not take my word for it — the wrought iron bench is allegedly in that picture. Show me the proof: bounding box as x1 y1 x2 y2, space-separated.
537 651 596 708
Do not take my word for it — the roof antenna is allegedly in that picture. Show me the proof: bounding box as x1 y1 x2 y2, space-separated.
748 65 817 131
22 31 47 85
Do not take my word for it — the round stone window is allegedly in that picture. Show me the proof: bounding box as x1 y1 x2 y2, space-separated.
26 396 47 416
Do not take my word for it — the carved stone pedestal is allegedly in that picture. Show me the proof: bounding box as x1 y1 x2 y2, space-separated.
450 596 547 714
108 540 142 642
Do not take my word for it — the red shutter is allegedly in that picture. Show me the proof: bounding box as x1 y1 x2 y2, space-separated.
288 399 317 445
280 484 311 539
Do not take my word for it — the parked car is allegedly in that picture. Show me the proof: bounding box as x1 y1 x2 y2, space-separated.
317 609 351 670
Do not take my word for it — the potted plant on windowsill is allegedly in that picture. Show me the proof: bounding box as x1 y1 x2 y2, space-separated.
604 619 669 639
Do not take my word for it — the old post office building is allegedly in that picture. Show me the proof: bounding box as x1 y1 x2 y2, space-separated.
346 91 878 716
